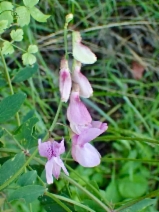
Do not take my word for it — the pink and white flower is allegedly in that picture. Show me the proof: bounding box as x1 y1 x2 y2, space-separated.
38 138 69 184
71 121 108 167
59 59 72 102
67 89 92 134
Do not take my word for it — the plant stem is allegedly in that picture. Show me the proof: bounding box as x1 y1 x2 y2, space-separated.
46 192 96 212
115 189 159 212
29 203 32 212
45 191 72 212
43 101 63 141
3 128 25 150
0 50 20 126
61 173 112 212
64 22 68 59
0 148 19 154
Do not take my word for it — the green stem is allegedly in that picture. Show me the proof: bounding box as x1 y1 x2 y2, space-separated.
0 38 26 53
61 173 112 212
3 128 25 150
95 135 159 145
44 101 63 141
0 50 20 126
45 191 72 212
29 203 32 212
46 192 96 212
0 148 19 154
115 189 159 212
64 22 68 59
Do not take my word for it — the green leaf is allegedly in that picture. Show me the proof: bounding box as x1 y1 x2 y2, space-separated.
30 7 50 22
17 170 37 186
1 41 14 55
14 117 38 148
13 63 38 83
119 175 148 198
0 153 25 186
0 1 13 26
22 110 35 122
0 77 6 87
105 180 122 203
74 199 103 212
8 185 45 203
16 6 30 27
0 20 8 34
0 156 11 165
0 92 26 123
22 52 36 65
10 29 23 42
23 0 39 8
121 199 156 212
28 45 38 53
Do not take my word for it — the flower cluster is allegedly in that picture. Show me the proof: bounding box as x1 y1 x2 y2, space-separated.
38 31 108 184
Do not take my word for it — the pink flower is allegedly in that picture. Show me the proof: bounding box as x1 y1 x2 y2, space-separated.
59 59 72 102
72 31 97 64
67 89 92 134
71 121 108 167
38 138 69 184
72 61 93 98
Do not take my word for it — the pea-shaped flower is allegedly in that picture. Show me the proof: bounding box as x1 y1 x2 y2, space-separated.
38 138 69 184
71 121 108 167
67 89 92 134
72 31 97 64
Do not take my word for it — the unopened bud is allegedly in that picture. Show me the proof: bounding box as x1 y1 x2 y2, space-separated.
66 13 73 23
72 61 93 98
59 58 72 103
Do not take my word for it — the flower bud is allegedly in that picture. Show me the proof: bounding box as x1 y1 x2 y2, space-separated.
72 31 97 64
59 59 72 102
72 61 93 98
65 13 73 23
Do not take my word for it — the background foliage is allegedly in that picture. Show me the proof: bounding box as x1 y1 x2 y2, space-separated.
0 0 159 212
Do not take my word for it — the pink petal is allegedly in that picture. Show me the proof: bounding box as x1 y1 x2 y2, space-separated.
70 122 92 135
51 157 61 179
67 91 92 126
45 159 54 184
38 139 52 160
52 138 65 157
91 121 108 130
72 143 101 167
54 157 69 176
76 121 108 145
59 59 72 102
72 63 93 98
